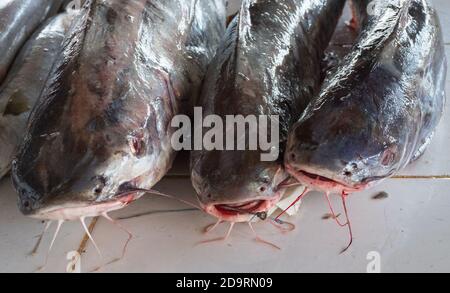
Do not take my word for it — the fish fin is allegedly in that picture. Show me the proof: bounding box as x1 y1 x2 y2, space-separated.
217 0 250 82
237 0 251 34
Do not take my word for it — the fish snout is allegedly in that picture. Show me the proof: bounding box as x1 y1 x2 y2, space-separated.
12 160 42 216
15 184 41 216
199 177 277 205
201 184 283 222
203 198 277 223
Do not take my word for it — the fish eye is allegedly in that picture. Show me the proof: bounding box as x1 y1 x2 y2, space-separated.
93 176 107 194
259 186 266 192
289 152 297 161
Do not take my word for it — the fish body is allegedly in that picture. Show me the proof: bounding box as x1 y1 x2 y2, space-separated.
285 0 447 193
0 12 77 179
191 0 346 222
12 0 226 220
0 0 62 84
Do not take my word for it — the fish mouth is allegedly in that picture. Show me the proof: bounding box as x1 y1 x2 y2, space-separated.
27 193 142 221
203 193 282 223
285 164 364 193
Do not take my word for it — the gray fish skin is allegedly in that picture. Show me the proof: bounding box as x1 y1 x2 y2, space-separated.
191 0 346 222
12 0 226 220
0 0 63 84
61 0 87 12
285 0 447 194
0 12 77 180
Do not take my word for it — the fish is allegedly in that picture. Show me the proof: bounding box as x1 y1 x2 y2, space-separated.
0 0 63 84
0 11 78 180
191 0 346 223
12 0 226 221
285 0 446 195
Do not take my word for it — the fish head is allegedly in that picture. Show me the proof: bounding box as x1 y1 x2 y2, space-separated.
13 125 159 221
13 71 174 221
285 94 403 194
191 150 289 222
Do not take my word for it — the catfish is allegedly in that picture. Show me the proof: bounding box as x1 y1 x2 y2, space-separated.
285 0 446 251
12 0 226 221
191 0 346 223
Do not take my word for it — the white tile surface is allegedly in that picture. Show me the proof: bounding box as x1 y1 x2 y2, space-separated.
1 0 450 273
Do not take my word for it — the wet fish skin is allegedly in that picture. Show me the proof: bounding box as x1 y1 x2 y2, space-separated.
191 0 346 222
0 0 63 84
61 0 89 13
322 4 359 83
0 11 77 180
285 0 447 192
61 0 83 10
12 0 226 219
